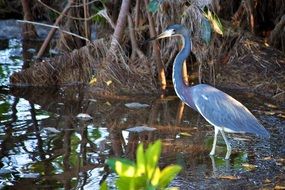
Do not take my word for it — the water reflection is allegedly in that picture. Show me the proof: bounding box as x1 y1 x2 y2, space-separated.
0 86 284 189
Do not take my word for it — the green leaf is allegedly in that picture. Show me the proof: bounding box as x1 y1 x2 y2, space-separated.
107 158 136 177
200 18 212 44
147 0 162 13
203 8 224 35
0 101 10 121
116 177 132 190
150 167 161 187
146 185 156 190
158 165 182 188
136 143 145 176
116 176 146 190
100 181 108 190
145 140 161 180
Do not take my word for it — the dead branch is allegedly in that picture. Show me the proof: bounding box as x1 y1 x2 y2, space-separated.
143 0 166 94
269 15 285 51
17 20 90 42
127 14 145 60
37 0 97 21
36 0 75 58
83 0 91 40
134 0 141 28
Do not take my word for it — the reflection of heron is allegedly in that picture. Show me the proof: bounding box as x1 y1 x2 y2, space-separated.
152 24 270 159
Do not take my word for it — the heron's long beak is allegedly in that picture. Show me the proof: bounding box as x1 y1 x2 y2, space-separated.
155 29 174 39
146 29 174 43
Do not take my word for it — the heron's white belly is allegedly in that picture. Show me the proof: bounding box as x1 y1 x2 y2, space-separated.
216 126 245 134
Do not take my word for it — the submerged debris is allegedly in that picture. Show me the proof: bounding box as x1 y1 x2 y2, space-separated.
76 113 93 121
124 102 150 109
125 125 156 133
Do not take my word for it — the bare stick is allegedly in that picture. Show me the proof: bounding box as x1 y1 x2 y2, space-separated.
36 0 75 59
127 14 145 60
269 15 285 48
134 0 141 28
143 0 166 95
175 102 185 126
37 0 95 21
83 0 91 40
17 20 90 42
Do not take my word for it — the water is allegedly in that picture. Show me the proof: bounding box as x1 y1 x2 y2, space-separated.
0 39 285 189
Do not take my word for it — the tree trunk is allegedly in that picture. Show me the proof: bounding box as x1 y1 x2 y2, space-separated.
21 0 37 39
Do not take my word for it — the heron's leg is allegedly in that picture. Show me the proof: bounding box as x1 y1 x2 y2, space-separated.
220 130 232 159
209 127 219 156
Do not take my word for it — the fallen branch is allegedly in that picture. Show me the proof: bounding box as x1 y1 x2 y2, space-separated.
17 20 90 42
36 0 75 58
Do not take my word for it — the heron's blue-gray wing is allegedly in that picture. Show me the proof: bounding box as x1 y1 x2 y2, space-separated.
188 84 269 138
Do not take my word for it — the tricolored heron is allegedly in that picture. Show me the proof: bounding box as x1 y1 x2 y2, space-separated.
152 24 270 159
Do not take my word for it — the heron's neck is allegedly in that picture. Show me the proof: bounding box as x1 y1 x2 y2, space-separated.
173 34 191 102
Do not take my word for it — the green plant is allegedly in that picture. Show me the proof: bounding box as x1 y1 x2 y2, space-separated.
202 7 224 36
100 140 182 190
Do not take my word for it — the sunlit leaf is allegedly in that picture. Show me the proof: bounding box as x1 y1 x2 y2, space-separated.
105 140 181 190
145 141 161 180
150 167 161 186
89 77 97 85
107 158 136 177
203 8 224 35
211 15 223 35
158 165 182 188
100 181 108 190
136 144 146 176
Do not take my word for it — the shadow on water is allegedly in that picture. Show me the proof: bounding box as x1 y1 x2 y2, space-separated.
0 39 285 189
0 85 284 189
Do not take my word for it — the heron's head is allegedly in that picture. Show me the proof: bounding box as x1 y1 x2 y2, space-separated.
155 24 187 39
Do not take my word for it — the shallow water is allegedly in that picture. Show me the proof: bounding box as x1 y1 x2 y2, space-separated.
0 39 285 189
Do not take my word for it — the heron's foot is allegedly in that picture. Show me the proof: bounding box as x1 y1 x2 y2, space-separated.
209 150 215 156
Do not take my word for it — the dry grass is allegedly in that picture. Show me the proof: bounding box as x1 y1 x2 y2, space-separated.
9 0 285 102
